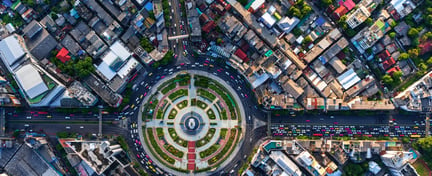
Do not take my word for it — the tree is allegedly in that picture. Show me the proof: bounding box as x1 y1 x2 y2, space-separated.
216 38 223 44
418 62 428 71
382 74 393 84
414 137 432 164
338 15 347 24
399 52 409 60
392 71 403 81
321 0 332 6
427 56 432 66
302 5 312 16
289 7 302 18
343 162 365 176
303 36 312 44
389 32 396 39
408 48 419 58
365 18 373 25
408 28 420 37
237 0 248 6
390 21 398 28
423 32 432 40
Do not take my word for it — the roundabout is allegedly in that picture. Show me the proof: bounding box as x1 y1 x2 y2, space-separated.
138 70 245 174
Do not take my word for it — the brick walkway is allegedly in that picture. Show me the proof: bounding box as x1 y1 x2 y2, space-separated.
187 141 196 170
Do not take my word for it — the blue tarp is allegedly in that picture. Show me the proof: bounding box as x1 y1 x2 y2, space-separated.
144 2 153 11
316 17 325 26
2 0 12 7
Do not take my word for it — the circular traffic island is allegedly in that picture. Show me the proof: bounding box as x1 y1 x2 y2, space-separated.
140 72 243 173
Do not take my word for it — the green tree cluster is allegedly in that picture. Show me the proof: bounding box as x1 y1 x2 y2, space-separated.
414 137 432 167
342 162 368 176
50 52 95 79
140 37 155 53
287 0 312 19
152 50 174 68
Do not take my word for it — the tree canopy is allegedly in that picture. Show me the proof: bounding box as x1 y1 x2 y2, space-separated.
382 74 393 85
408 28 420 37
399 52 410 60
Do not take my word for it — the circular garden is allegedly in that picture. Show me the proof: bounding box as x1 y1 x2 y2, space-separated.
140 72 242 173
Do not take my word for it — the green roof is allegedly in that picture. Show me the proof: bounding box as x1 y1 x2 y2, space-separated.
375 20 385 30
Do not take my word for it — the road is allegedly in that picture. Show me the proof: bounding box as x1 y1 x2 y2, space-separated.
168 0 191 65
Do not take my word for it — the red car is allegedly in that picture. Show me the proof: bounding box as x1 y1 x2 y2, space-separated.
137 154 140 158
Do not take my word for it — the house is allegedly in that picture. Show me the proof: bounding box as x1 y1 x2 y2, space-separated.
277 16 300 34
282 79 304 99
22 20 58 60
339 0 356 11
328 57 347 74
337 68 361 90
234 48 249 62
247 0 265 13
387 0 417 20
351 18 391 53
382 57 396 70
332 6 348 20
56 48 71 63
346 5 371 29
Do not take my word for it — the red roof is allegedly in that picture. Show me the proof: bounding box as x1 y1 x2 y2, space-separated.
332 6 348 20
382 57 396 70
378 50 391 60
387 66 400 75
202 21 216 33
234 49 249 62
56 48 71 63
340 0 355 10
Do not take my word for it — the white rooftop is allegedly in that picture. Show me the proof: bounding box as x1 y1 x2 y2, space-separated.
337 68 361 90
15 64 48 99
250 0 265 11
97 62 116 80
270 151 302 176
261 12 277 28
0 35 25 67
117 57 138 79
110 41 131 61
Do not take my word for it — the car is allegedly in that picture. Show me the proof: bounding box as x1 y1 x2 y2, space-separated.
330 116 334 119
24 124 29 127
26 116 31 119
306 120 310 122
244 93 248 98
148 72 153 76
161 76 165 79
137 154 141 158
65 116 70 119
80 126 84 129
66 126 71 129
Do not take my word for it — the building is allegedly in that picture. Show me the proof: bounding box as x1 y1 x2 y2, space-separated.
381 151 419 176
351 18 391 53
337 68 361 90
22 20 58 60
67 81 98 107
387 0 417 20
0 35 26 73
95 41 142 93
56 48 71 63
282 79 304 99
15 64 49 99
269 151 303 176
186 0 202 42
346 5 371 29
247 0 265 13
61 140 133 175
3 144 61 176
0 35 66 107
277 16 300 34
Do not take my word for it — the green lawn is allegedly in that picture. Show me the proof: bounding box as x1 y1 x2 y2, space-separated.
177 100 188 109
207 109 216 119
197 128 216 147
196 100 208 109
209 128 237 165
145 128 175 164
161 82 177 94
168 109 177 119
168 128 187 147
168 89 188 101
412 159 430 176
197 89 216 101
199 144 220 159
164 144 184 158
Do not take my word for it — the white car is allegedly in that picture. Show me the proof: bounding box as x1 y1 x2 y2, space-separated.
26 116 31 119
80 126 84 129
24 124 29 127
65 116 70 119
66 126 71 129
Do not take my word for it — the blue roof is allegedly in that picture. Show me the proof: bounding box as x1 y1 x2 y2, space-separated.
316 17 326 26
144 2 153 11
2 0 12 7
